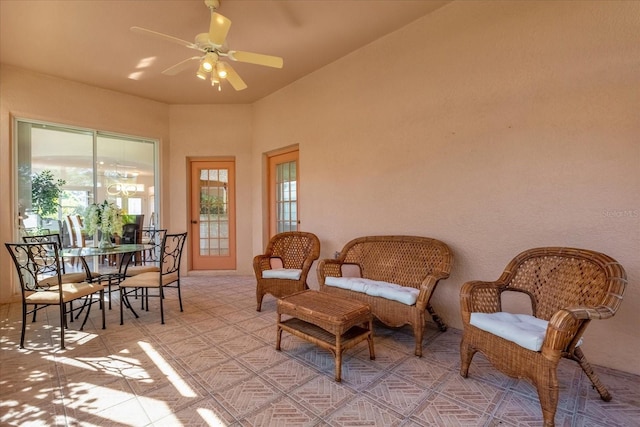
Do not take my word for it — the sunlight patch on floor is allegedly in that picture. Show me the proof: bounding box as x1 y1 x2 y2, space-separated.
139 340 197 398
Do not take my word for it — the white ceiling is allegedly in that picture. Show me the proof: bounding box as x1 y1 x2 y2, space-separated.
0 0 449 105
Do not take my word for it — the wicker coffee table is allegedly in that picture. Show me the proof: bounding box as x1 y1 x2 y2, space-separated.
276 290 375 382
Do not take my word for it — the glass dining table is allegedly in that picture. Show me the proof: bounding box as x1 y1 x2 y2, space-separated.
61 244 154 272
61 243 154 309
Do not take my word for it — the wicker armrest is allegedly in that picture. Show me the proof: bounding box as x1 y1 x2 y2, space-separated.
417 275 444 309
563 305 618 321
460 280 506 322
544 304 620 355
317 259 344 282
253 254 272 272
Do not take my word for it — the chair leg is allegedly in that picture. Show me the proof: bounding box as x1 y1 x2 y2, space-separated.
20 304 27 349
159 287 165 324
60 303 66 350
120 288 124 325
534 371 559 427
100 290 106 330
177 281 183 312
256 291 264 312
427 303 447 332
413 323 424 357
459 336 476 378
570 347 612 401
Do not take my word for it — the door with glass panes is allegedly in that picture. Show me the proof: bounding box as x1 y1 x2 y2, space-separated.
190 160 236 270
269 149 299 236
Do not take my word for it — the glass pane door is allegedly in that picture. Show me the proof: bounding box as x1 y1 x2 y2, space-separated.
269 149 299 236
190 160 236 270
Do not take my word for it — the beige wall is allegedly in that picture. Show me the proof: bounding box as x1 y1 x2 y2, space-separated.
252 1 639 374
0 1 638 375
0 65 171 302
168 104 254 274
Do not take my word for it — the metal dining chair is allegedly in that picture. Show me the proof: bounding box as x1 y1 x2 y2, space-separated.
5 241 106 349
119 232 187 325
22 233 101 283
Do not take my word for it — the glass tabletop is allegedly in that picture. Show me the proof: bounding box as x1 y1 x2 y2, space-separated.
61 244 154 257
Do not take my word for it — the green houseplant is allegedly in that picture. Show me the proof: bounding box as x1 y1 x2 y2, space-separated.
31 170 66 227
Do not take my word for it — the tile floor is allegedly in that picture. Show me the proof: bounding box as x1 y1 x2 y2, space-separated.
1 275 639 426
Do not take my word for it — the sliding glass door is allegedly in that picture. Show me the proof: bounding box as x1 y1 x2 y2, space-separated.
14 119 158 247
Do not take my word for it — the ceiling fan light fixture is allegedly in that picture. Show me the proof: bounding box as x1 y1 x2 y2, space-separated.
216 62 228 79
202 52 218 72
196 63 207 79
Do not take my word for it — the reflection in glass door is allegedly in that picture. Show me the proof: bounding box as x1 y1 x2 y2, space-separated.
190 160 236 270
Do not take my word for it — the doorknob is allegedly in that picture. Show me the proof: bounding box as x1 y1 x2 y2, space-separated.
191 220 198 224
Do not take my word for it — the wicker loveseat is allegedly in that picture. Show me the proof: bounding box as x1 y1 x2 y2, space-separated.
317 235 453 357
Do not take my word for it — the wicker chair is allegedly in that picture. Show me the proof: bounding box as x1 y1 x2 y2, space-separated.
317 235 453 357
254 231 321 311
460 247 627 427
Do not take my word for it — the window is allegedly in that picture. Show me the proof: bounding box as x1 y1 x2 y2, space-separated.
15 119 158 243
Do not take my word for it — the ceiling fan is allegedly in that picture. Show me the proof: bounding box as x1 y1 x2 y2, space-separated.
131 0 283 91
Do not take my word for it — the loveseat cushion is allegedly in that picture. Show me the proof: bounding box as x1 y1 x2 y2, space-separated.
262 268 302 280
324 276 419 306
469 312 579 352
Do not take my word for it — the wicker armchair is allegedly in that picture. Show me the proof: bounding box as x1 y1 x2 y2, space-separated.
460 247 627 427
254 231 320 311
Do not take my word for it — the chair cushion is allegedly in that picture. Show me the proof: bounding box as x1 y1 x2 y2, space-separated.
126 265 161 276
324 277 419 306
470 312 551 351
39 272 101 287
262 268 302 280
26 282 105 304
120 271 179 288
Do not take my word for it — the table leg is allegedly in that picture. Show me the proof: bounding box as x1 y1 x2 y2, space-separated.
335 336 342 382
367 319 375 360
276 313 282 351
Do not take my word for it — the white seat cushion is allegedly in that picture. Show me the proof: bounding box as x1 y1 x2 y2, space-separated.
470 312 562 352
324 277 419 306
262 268 302 280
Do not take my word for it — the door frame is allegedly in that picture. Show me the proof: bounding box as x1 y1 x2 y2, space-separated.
265 145 299 240
187 156 236 270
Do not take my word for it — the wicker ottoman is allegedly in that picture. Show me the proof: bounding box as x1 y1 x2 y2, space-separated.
276 290 375 382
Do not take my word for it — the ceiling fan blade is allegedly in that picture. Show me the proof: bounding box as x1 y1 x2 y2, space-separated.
131 26 200 51
162 56 201 75
209 12 231 46
228 50 283 68
223 63 247 91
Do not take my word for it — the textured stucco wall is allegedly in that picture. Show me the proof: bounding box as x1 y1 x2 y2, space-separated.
252 1 640 374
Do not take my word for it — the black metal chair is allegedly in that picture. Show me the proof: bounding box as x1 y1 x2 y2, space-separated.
22 233 100 283
119 232 187 324
5 241 106 349
122 229 167 277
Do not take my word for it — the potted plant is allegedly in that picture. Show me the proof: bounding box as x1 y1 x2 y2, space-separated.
31 170 66 229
